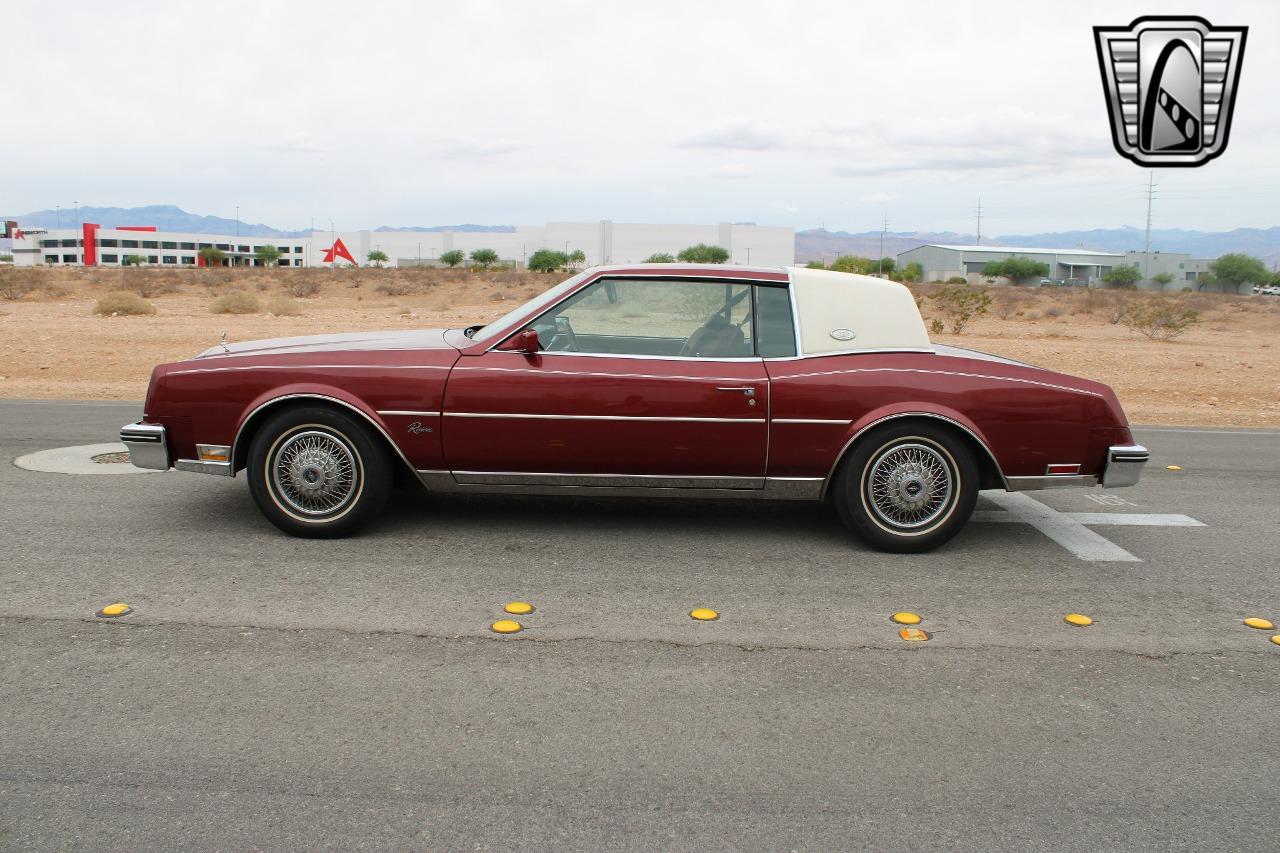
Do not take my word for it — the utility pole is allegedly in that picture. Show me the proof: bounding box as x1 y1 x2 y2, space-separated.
55 205 61 229
1143 172 1156 282
878 215 888 275
235 206 240 238
975 198 983 246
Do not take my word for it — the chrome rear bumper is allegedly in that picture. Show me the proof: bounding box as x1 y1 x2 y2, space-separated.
1102 444 1149 488
120 422 169 471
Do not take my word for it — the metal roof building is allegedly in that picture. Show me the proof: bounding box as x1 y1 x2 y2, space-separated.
897 244 1126 286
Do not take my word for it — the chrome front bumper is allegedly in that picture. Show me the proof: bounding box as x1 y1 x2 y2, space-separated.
1102 443 1149 488
120 422 170 470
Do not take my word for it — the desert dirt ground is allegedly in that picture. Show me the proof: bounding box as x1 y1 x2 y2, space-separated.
1 266 1278 426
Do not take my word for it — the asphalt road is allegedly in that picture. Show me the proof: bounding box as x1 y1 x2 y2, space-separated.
2 400 1278 851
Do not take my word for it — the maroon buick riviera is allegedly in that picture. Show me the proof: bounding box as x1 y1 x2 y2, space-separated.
121 264 1148 552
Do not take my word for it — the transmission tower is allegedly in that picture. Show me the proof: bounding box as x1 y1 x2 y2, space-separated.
1143 173 1157 281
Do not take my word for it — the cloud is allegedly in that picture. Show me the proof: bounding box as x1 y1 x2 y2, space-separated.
681 118 787 151
264 131 327 155
432 139 523 159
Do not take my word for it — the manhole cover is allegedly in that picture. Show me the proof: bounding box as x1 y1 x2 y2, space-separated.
92 451 131 464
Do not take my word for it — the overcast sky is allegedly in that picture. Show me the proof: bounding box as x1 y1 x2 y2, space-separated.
5 0 1276 235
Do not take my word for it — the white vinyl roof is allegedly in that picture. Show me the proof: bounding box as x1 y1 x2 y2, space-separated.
787 267 932 355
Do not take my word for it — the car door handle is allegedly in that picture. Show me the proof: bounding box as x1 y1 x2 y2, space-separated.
715 386 755 397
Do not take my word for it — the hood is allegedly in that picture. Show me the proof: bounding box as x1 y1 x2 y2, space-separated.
194 328 457 359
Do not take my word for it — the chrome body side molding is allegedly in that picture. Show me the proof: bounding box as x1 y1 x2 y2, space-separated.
1006 474 1099 491
417 470 823 501
175 459 233 476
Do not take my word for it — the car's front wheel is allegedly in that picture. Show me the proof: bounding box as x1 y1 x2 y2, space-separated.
247 405 392 538
832 423 979 553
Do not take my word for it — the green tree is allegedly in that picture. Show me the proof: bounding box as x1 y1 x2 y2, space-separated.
528 249 568 273
470 248 499 270
877 257 896 276
1209 253 1269 291
439 249 465 268
1151 272 1175 287
198 247 225 267
644 252 676 264
984 258 1050 284
567 249 587 268
1102 264 1141 289
900 261 923 282
122 254 148 267
255 244 281 267
804 260 826 269
366 249 389 268
676 243 730 264
831 254 875 274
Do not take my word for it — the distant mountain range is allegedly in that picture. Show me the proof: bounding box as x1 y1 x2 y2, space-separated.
5 205 1279 267
796 226 1280 267
1 205 519 238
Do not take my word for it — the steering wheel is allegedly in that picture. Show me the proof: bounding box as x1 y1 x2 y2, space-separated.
544 315 579 352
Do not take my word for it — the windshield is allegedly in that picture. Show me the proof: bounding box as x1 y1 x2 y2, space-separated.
468 270 592 343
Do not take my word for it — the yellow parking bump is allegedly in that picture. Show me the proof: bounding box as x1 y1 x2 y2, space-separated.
1064 613 1094 627
1243 617 1274 630
899 627 929 642
1166 465 1183 471
891 611 922 625
490 619 523 634
96 603 132 618
1270 635 1280 647
504 601 534 615
689 608 719 621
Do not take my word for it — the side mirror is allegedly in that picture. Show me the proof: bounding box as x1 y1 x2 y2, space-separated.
498 328 541 353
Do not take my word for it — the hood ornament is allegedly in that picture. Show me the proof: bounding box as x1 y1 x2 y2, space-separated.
219 330 230 353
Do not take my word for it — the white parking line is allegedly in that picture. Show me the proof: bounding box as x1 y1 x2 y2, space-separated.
974 492 1204 562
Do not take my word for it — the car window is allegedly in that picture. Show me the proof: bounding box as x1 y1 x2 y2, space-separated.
528 278 756 358
754 285 797 357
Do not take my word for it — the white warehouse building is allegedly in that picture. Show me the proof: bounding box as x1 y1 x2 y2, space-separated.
7 220 794 269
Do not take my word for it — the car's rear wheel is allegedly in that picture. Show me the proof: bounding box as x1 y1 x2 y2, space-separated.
832 423 979 553
247 405 392 538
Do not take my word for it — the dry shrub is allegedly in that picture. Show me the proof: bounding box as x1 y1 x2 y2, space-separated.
201 269 236 294
94 291 156 316
0 270 37 300
210 290 260 314
40 282 72 299
1025 310 1042 321
375 281 414 297
127 272 183 299
284 278 322 298
265 295 301 316
1123 298 1201 341
1044 305 1063 318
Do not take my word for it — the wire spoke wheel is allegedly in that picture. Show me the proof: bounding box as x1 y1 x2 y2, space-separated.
864 441 955 531
269 429 360 518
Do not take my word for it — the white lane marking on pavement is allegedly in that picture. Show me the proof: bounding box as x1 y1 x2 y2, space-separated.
1134 427 1280 436
972 489 1157 560
1065 513 1205 527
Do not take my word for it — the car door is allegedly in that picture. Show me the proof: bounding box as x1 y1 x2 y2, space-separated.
441 276 770 488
